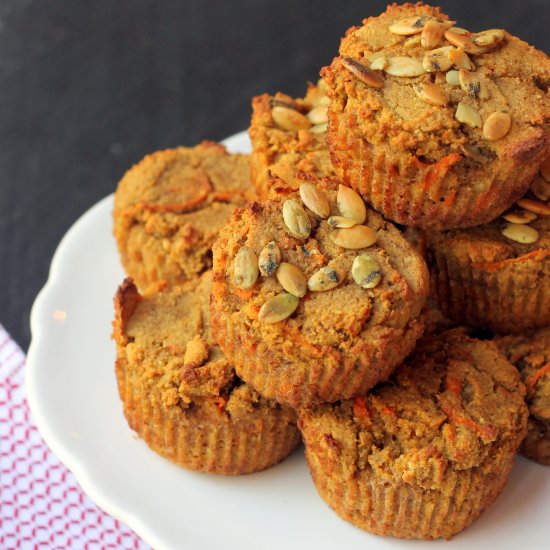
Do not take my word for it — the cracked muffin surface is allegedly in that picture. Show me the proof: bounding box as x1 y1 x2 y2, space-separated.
298 329 528 539
113 141 255 290
323 2 550 229
113 271 300 475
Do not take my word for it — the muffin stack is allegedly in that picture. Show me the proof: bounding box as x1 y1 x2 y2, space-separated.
112 141 301 475
111 2 550 541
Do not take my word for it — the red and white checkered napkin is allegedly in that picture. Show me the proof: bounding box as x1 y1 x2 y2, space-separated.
0 325 150 549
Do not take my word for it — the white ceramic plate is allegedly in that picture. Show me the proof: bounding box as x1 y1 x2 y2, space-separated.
27 131 550 550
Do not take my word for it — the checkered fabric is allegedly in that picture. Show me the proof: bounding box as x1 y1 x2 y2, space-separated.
0 325 150 549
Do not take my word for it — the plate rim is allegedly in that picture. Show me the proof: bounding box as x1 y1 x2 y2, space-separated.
24 129 550 550
26 131 251 549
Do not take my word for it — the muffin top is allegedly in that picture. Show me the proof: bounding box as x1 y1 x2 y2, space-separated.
426 211 550 265
249 82 336 197
425 155 550 264
113 141 254 287
113 272 281 421
212 176 428 367
497 327 550 426
324 2 550 165
300 330 527 490
115 141 252 214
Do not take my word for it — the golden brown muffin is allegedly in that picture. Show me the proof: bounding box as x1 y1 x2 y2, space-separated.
113 272 300 475
497 327 550 465
249 82 336 200
322 2 550 229
299 330 528 540
211 176 428 408
113 141 255 289
426 177 550 333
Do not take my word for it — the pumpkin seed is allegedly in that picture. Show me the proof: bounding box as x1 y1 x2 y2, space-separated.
421 20 451 49
327 216 357 229
233 246 259 290
473 29 506 51
531 174 550 201
414 82 449 106
311 123 328 133
501 210 538 224
331 225 377 249
341 57 385 88
272 106 311 132
299 183 330 218
446 69 460 85
352 254 382 289
500 222 539 244
516 198 550 216
483 111 512 141
365 50 387 62
388 16 429 35
282 199 311 239
448 27 470 35
460 144 492 164
270 98 303 111
307 105 328 125
449 47 474 70
423 46 454 72
337 184 367 223
370 55 388 71
258 241 281 277
385 56 426 77
455 101 482 128
258 293 300 323
403 35 422 50
444 30 483 55
458 69 489 99
276 262 307 297
307 266 342 292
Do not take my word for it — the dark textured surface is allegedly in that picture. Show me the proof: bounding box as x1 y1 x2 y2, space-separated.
1 0 549 350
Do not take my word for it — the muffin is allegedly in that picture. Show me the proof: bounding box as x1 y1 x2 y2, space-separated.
497 326 550 465
426 176 550 334
299 330 528 539
211 175 428 408
113 141 255 289
249 82 336 199
322 2 550 229
113 271 301 475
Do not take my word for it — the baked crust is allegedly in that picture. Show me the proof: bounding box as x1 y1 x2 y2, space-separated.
497 327 550 465
113 141 255 289
113 272 300 475
299 329 528 539
323 3 550 229
426 215 550 333
249 84 336 199
211 177 428 408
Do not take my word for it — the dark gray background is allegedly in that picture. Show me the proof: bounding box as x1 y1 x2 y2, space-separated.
1 0 549 350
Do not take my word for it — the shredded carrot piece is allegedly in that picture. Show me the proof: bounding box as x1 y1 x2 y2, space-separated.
525 362 550 398
213 396 226 412
234 288 255 302
139 175 212 213
210 190 250 203
445 374 462 395
439 398 498 441
353 396 371 421
473 250 550 273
